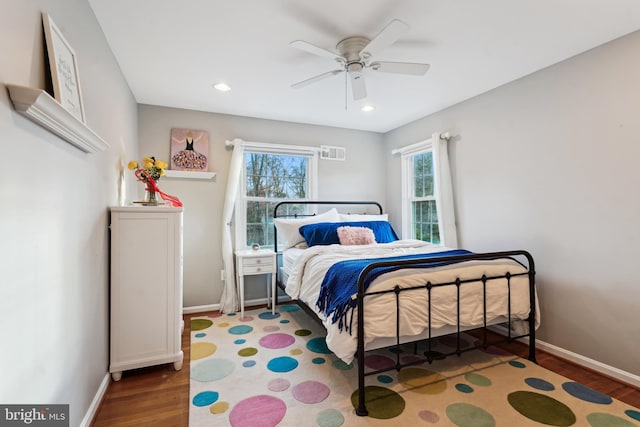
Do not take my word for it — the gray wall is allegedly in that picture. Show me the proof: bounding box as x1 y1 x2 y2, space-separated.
0 0 138 424
385 31 640 376
138 105 385 306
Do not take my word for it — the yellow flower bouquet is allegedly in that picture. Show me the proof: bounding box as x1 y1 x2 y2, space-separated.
128 156 167 182
128 156 182 207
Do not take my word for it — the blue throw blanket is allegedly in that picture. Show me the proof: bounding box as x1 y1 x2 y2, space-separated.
316 249 471 332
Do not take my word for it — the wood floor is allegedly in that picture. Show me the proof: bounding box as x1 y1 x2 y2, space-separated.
91 309 640 426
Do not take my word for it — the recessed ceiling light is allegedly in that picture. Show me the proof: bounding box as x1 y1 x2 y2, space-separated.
361 105 375 112
213 82 231 92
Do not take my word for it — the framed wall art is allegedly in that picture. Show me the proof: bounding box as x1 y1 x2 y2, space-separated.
42 12 85 123
170 128 209 171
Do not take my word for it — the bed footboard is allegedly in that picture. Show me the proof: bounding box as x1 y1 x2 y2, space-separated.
354 250 536 416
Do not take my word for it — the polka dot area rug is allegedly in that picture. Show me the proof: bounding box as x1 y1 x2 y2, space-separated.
189 306 640 427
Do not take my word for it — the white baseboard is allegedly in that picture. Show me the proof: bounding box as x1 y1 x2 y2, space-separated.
534 339 640 389
183 303 220 314
490 325 640 389
80 373 110 427
183 296 292 315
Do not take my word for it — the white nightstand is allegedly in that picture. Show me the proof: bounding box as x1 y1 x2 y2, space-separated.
235 248 276 318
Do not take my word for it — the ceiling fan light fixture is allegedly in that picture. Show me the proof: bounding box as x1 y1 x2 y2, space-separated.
361 104 375 112
213 82 231 92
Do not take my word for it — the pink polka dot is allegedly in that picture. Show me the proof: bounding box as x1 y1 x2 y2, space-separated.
239 316 254 322
260 333 295 349
419 410 440 423
229 395 286 427
292 380 330 404
208 312 223 318
268 378 290 392
440 335 470 349
263 325 280 332
402 355 422 364
364 354 395 370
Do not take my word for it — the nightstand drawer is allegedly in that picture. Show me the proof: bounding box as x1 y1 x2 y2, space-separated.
243 256 273 267
242 264 274 275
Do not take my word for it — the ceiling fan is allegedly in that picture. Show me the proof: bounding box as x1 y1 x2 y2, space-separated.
290 19 430 102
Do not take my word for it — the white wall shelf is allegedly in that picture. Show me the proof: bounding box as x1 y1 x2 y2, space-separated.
164 170 216 180
6 84 109 153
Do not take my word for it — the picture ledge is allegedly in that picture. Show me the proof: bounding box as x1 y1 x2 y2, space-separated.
164 170 216 180
5 84 109 153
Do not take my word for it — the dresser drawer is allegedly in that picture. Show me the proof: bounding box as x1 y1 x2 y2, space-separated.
242 264 274 275
242 256 273 267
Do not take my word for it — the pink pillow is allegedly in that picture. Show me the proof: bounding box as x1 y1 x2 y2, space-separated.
337 226 376 245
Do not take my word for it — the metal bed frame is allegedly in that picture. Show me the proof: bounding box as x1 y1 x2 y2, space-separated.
273 200 537 417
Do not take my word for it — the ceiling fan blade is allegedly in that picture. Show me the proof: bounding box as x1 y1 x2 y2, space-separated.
291 69 344 89
289 40 342 60
349 71 367 100
370 61 430 76
361 19 409 57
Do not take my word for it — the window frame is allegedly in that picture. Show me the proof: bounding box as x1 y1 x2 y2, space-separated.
235 142 318 250
400 139 441 244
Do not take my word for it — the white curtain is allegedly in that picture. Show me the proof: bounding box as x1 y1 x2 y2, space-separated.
431 132 458 248
219 139 245 313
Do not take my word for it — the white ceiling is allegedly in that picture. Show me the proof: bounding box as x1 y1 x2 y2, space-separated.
88 0 640 133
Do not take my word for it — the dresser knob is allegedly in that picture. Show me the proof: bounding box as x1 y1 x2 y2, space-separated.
256 268 262 272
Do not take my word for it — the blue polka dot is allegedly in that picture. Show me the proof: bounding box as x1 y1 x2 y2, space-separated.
280 319 290 324
525 377 555 391
455 384 474 393
195 333 206 338
228 325 253 335
234 339 246 344
562 382 612 404
509 360 526 368
243 360 256 367
625 409 640 421
280 305 300 312
258 312 281 320
307 337 331 354
312 357 325 364
378 375 393 384
267 356 299 372
227 313 236 316
192 391 219 407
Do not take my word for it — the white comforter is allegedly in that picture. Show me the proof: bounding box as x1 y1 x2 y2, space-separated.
285 240 539 363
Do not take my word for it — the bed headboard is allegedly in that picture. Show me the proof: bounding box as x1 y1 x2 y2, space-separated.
272 200 383 254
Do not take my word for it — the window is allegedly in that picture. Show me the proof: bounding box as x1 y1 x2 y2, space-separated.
401 145 440 244
237 145 317 249
409 151 440 243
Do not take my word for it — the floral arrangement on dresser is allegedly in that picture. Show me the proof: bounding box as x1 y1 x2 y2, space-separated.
128 156 167 183
128 156 182 207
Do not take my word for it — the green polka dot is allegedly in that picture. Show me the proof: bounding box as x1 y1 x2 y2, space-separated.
350 386 405 419
332 359 354 370
238 347 258 357
586 413 637 427
317 408 344 427
508 391 576 426
295 329 312 336
446 402 495 427
465 372 492 387
191 319 213 331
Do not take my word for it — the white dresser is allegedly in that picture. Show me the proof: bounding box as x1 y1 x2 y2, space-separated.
109 206 184 380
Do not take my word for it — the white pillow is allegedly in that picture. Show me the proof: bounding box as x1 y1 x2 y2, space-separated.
338 213 388 222
274 208 340 248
